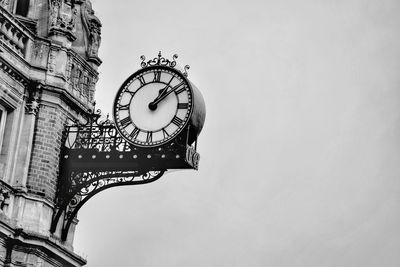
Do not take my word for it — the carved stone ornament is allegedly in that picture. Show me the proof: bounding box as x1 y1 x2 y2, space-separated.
73 65 82 89
49 0 78 38
47 49 57 72
0 0 9 8
66 56 73 81
0 188 10 213
25 82 42 115
49 0 62 27
68 7 77 31
32 42 44 60
82 0 101 57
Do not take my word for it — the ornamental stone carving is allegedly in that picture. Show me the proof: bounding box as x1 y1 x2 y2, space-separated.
32 42 44 60
0 188 10 213
49 0 61 27
47 48 57 72
25 82 42 115
82 1 101 58
73 65 82 90
69 7 77 30
66 56 73 81
0 0 9 8
49 0 77 40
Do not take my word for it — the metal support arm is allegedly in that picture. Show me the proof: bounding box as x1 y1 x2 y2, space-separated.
51 112 199 241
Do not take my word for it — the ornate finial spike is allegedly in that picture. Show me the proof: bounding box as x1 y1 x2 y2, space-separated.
157 51 162 64
183 65 190 77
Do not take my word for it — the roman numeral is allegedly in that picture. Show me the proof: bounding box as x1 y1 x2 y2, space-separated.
177 103 188 109
162 128 169 138
119 117 131 129
125 90 136 96
171 116 183 126
137 75 146 86
128 127 140 139
146 131 153 143
118 103 130 110
153 70 161 82
174 83 186 94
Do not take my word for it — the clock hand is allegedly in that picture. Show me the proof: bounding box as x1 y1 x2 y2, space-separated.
149 81 185 110
153 84 170 102
148 76 176 110
148 84 170 111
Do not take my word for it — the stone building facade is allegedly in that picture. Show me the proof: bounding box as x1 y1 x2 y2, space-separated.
0 0 101 266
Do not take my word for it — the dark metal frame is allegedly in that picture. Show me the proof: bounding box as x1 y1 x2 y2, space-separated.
50 111 199 240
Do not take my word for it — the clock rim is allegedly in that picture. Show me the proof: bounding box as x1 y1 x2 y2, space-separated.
113 65 194 148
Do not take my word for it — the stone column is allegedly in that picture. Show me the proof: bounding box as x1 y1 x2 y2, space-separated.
13 83 41 190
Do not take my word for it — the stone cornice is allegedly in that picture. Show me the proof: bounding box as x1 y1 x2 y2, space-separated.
0 223 87 266
0 49 30 86
40 85 94 119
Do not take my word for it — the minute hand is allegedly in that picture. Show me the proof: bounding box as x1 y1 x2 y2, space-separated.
150 81 185 106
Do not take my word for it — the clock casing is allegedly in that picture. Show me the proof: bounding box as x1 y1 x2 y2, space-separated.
113 65 205 147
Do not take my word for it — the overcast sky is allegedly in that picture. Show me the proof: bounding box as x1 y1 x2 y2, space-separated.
73 1 400 266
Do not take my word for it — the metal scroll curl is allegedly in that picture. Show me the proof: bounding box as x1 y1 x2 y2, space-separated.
52 170 164 241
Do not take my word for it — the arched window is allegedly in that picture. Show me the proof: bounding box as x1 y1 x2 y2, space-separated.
15 0 30 17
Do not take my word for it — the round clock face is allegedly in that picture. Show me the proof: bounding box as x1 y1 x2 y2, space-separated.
113 66 193 147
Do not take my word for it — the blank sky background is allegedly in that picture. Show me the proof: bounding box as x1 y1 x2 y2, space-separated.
74 1 400 266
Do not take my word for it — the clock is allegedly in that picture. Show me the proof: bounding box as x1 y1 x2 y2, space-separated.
113 65 196 147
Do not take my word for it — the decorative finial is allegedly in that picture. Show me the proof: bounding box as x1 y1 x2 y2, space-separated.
140 51 178 68
183 65 190 77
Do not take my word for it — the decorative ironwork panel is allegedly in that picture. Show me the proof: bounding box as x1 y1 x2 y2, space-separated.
52 170 164 240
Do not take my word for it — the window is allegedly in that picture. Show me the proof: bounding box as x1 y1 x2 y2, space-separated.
0 105 6 154
15 0 30 17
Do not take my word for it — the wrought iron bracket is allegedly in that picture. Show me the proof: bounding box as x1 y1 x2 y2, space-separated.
50 112 199 240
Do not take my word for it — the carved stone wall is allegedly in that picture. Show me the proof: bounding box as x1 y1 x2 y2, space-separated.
0 0 103 266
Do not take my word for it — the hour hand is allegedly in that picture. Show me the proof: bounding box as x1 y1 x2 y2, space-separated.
149 85 170 110
149 81 185 109
155 85 170 101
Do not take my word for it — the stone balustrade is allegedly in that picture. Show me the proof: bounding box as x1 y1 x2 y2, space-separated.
0 6 32 58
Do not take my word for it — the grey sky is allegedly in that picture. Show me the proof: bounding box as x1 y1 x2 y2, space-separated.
74 1 400 266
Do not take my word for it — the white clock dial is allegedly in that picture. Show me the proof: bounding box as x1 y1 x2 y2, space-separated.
113 66 193 147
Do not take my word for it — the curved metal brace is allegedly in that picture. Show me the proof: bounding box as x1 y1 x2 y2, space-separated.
51 170 165 240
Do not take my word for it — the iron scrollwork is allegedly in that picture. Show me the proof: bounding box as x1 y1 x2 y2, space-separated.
52 170 164 240
51 110 199 240
140 52 191 77
64 110 126 151
140 51 178 68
